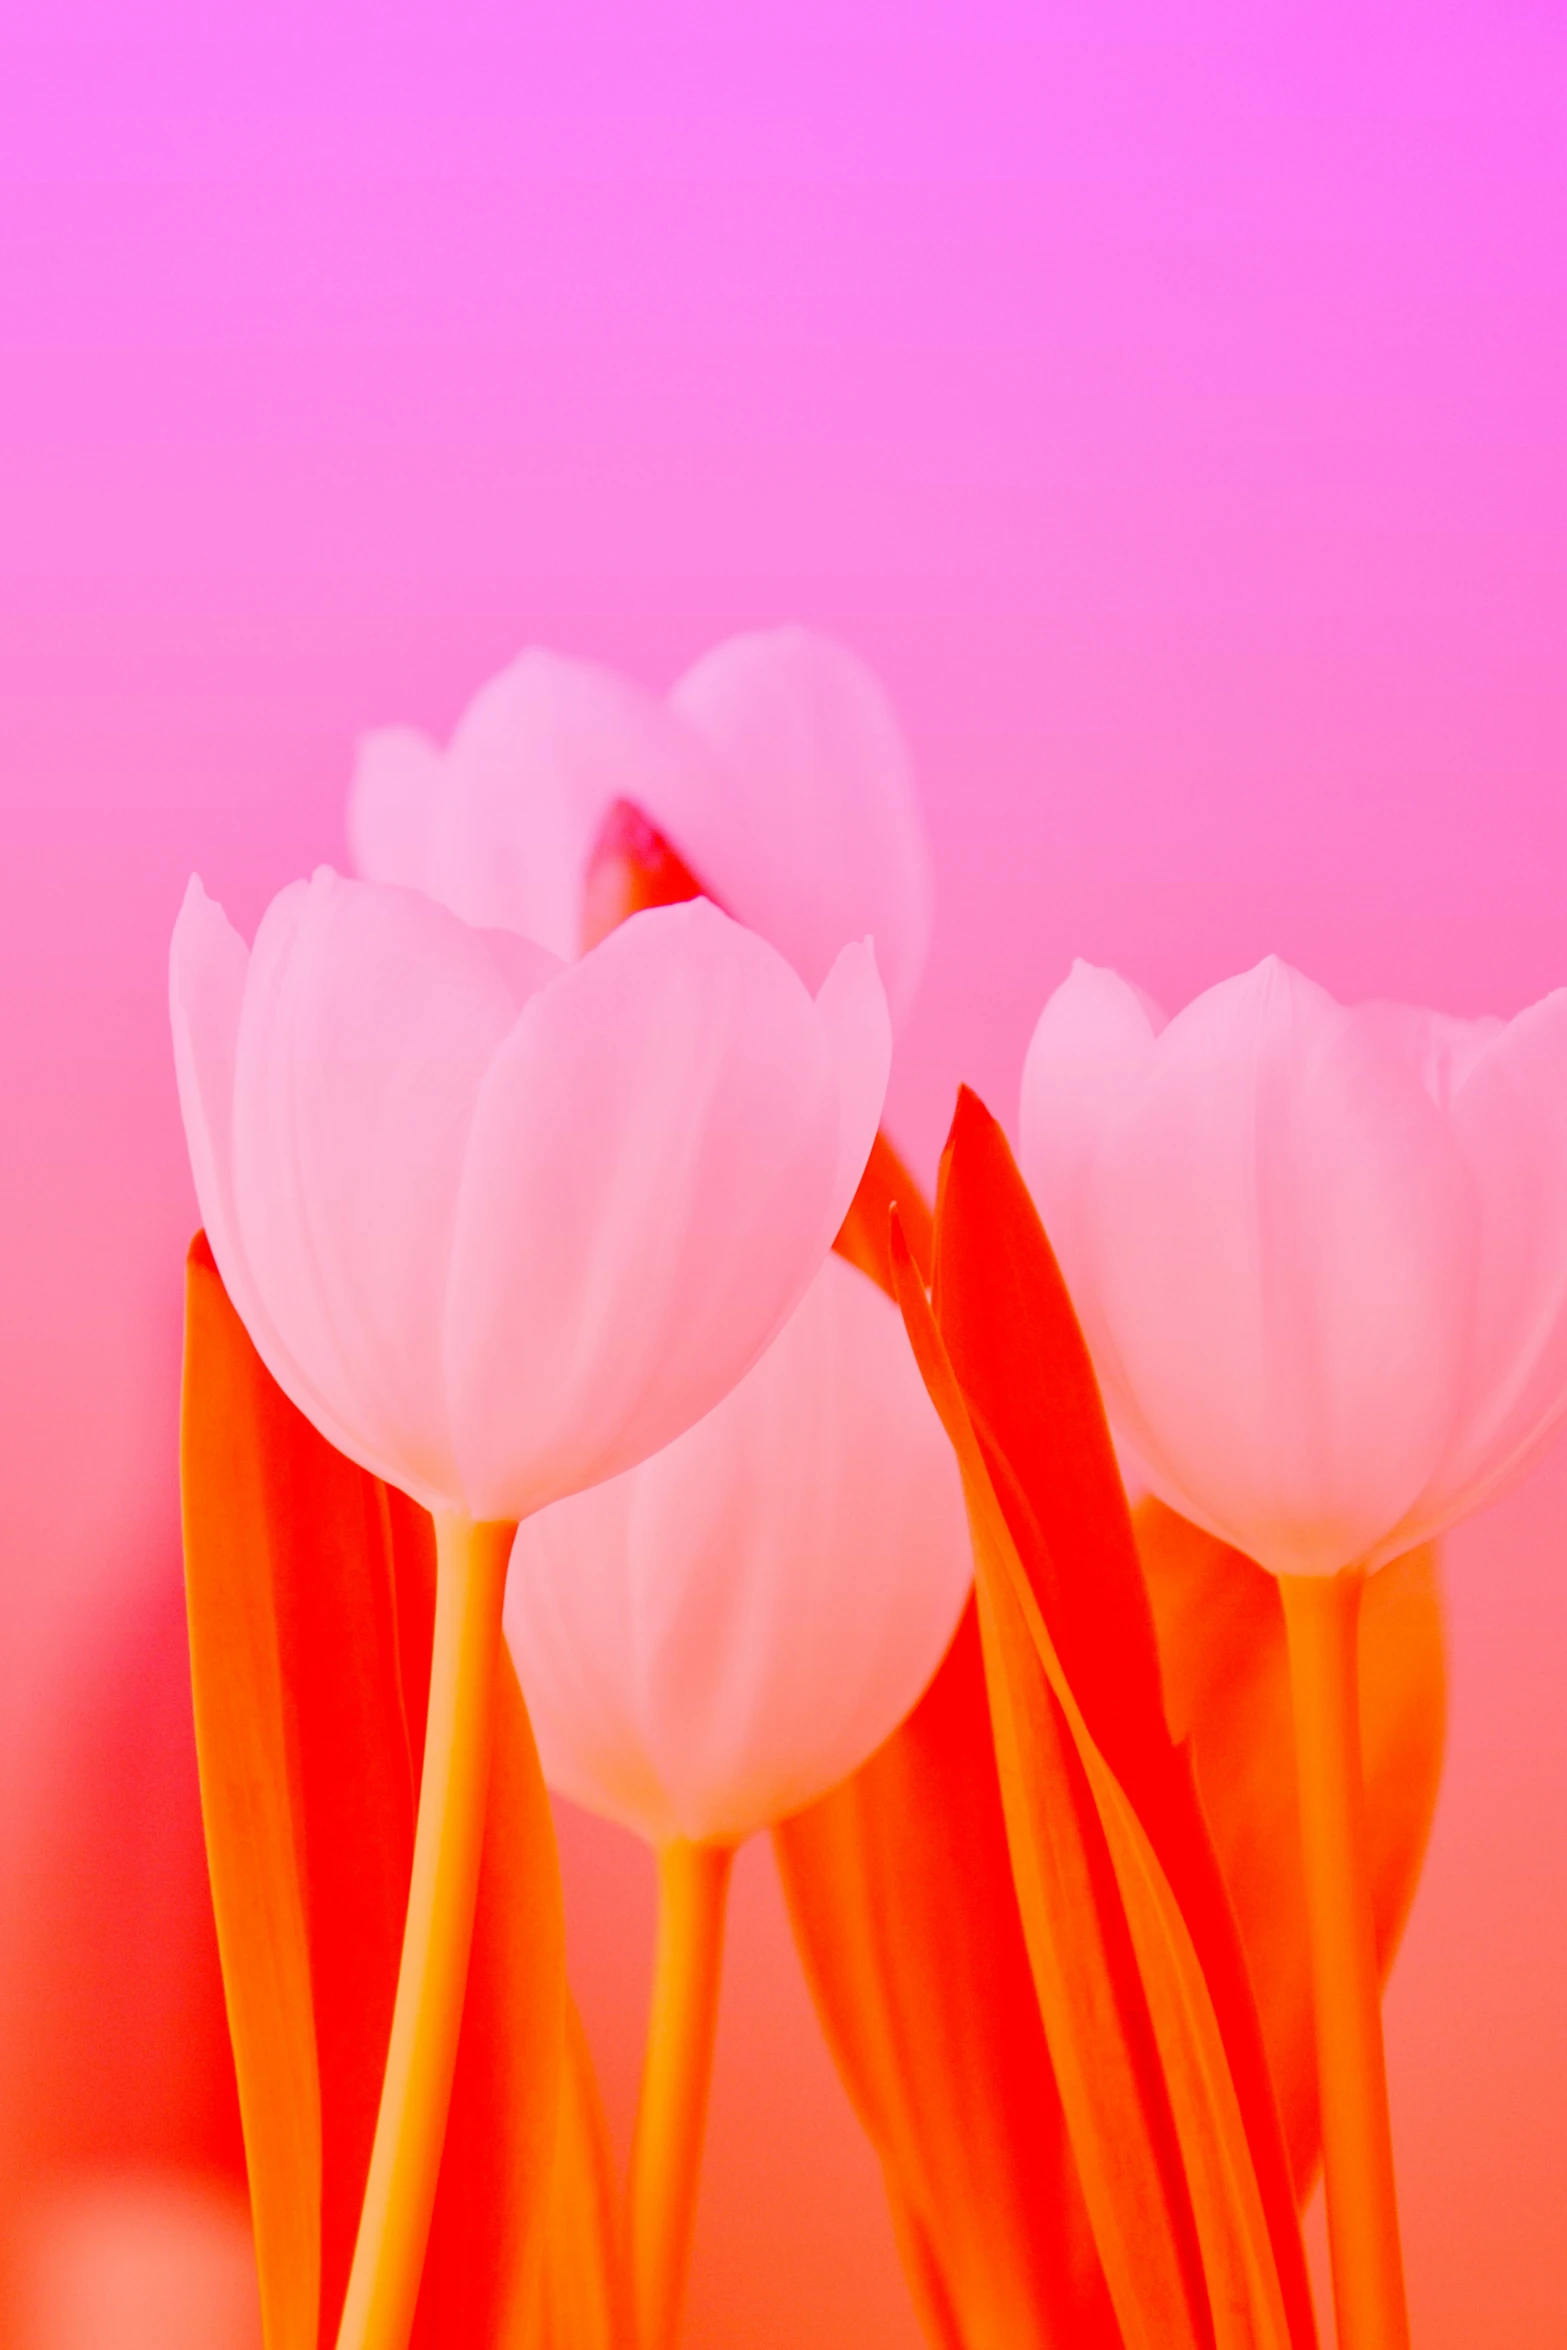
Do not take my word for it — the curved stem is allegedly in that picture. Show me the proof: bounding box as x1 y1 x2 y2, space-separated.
334 1512 513 2350
629 1838 735 2350
1280 1569 1409 2350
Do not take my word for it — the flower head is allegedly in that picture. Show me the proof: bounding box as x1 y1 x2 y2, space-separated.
347 627 933 1030
505 1252 972 1846
171 871 890 1522
1020 956 1567 1576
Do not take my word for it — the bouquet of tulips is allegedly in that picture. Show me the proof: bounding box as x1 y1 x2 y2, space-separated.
163 628 1565 2350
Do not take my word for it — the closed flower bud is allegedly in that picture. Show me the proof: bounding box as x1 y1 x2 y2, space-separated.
1020 956 1567 1577
171 872 890 1523
506 1254 972 1846
348 627 932 1030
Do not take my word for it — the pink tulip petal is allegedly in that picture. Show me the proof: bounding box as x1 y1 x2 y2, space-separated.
813 939 895 1237
430 650 726 958
506 1254 972 1845
1090 959 1474 1576
1353 999 1506 1110
1387 988 1567 1553
444 899 888 1522
229 871 559 1507
1024 958 1567 1576
506 1468 678 1838
346 725 445 896
170 877 375 1475
1018 961 1166 1477
670 627 934 1029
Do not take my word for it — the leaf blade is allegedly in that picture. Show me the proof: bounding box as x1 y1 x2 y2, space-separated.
893 1219 1214 2350
776 1600 1120 2350
896 1202 1303 2350
930 1094 1316 2350
779 1132 1118 2350
181 1234 569 2350
182 1232 323 2350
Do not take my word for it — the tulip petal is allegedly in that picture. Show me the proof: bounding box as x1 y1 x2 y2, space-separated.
1135 1500 1446 2196
181 1235 568 2350
814 939 896 1237
1077 959 1473 1575
1393 988 1567 1551
228 871 558 1509
445 899 887 1519
172 878 368 1477
507 1253 972 1845
670 627 934 1029
347 726 446 897
1018 960 1165 1480
429 650 727 961
1352 1001 1505 1111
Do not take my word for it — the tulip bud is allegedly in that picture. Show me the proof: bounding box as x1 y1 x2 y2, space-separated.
171 871 891 1524
1020 956 1567 1576
349 628 933 1029
505 1253 973 1847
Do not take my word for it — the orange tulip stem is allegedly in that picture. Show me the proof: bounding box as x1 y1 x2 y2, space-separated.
334 1512 513 2350
1280 1568 1410 2350
629 1837 735 2350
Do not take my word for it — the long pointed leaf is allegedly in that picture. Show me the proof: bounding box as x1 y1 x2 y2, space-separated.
181 1234 567 2350
779 1135 1119 2350
896 1200 1304 2350
930 1093 1315 2350
182 1236 322 2350
525 1997 633 2350
777 1601 1120 2350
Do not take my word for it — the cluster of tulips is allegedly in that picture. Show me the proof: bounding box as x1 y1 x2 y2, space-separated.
167 626 1567 2350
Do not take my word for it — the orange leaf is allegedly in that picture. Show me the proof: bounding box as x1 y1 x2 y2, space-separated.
777 1128 1118 2350
181 1234 566 2350
1137 1500 1445 2197
897 1222 1302 2350
776 1601 1120 2350
928 1093 1315 2350
833 1127 935 1296
525 1997 634 2350
580 801 710 951
182 1236 324 2350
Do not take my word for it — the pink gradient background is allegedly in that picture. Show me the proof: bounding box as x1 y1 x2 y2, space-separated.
3 3 1565 2342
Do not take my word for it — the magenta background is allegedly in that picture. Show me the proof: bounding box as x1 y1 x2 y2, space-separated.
3 4 1565 2342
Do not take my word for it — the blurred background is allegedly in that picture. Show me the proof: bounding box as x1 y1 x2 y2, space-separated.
2 3 1564 2343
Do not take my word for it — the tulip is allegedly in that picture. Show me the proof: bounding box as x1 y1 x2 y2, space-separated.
170 868 890 2350
347 626 933 1030
504 1248 970 2350
1019 956 1567 1580
171 871 889 1524
1020 954 1567 2350
506 1249 973 1849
